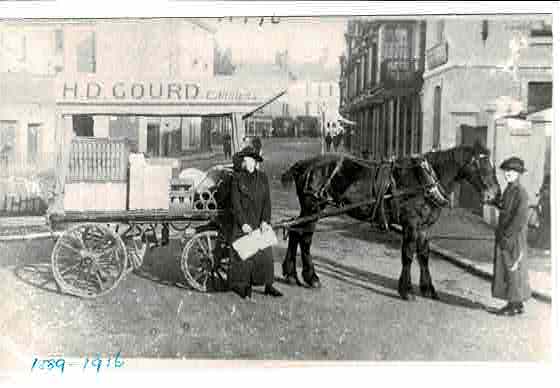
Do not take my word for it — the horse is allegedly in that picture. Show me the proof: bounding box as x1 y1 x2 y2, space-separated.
281 142 501 301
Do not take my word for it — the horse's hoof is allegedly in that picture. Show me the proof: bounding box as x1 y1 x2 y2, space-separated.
307 280 322 289
285 275 299 286
430 292 440 301
399 291 415 301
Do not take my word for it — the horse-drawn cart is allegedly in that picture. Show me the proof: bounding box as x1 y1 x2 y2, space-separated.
46 135 244 298
46 135 399 299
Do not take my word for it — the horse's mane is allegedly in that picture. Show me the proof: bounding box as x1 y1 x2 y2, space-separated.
281 153 373 188
424 143 490 168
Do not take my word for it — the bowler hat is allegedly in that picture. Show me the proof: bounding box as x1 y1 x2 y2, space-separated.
235 146 263 162
499 156 527 173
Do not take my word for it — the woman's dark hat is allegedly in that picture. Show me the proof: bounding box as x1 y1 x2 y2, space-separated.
235 146 263 162
499 156 527 173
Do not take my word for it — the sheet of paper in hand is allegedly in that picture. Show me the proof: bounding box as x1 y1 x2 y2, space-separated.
232 228 278 260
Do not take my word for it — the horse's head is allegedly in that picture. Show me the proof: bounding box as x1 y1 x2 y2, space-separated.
457 141 501 204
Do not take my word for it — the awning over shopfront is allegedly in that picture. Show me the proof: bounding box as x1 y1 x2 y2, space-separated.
54 76 288 117
54 75 288 156
336 112 356 126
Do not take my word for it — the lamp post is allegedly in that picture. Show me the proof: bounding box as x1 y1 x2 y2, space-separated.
319 102 327 154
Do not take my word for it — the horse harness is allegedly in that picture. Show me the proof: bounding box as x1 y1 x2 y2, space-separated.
286 155 450 235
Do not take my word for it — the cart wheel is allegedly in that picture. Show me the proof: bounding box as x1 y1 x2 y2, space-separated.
51 223 128 298
181 230 230 292
109 223 147 270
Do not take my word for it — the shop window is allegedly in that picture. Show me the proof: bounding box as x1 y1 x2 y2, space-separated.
0 121 17 167
530 20 552 37
27 124 40 164
528 82 552 113
77 31 96 73
436 20 445 43
20 36 26 62
54 29 64 53
371 44 378 83
383 25 411 60
433 86 442 149
72 115 94 137
356 60 362 93
416 98 423 154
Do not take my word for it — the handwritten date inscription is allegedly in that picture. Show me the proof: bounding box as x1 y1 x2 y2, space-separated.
31 352 124 375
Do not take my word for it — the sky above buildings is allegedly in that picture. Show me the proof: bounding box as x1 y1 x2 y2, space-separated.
208 17 348 69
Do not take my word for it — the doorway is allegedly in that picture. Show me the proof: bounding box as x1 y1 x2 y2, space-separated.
27 124 40 164
459 124 488 216
147 123 160 157
72 115 94 137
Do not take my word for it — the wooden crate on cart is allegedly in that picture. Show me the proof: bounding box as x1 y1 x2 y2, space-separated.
62 137 129 211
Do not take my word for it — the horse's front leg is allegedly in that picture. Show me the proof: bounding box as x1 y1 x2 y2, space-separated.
418 232 440 300
398 224 416 301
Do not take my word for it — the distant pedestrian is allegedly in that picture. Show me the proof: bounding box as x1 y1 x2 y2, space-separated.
222 132 232 159
333 130 342 152
344 129 352 153
537 174 550 251
325 130 332 152
490 156 532 316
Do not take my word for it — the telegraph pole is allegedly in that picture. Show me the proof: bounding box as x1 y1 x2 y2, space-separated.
320 102 327 154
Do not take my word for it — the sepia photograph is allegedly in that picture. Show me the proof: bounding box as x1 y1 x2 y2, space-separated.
0 1 556 382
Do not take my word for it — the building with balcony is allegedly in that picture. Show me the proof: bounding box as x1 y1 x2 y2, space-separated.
422 16 552 220
339 19 425 159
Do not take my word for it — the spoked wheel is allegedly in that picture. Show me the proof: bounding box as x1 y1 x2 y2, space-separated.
109 223 147 270
51 223 128 298
181 230 230 292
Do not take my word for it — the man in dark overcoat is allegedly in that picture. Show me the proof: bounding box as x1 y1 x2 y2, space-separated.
325 129 332 152
491 156 532 316
229 146 283 299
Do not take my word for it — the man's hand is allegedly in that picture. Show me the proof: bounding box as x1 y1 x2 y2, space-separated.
242 224 252 234
509 253 523 272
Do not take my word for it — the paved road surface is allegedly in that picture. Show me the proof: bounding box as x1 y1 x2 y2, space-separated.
0 210 550 362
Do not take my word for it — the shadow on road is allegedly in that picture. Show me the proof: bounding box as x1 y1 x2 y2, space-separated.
134 241 228 293
306 255 486 311
13 262 62 296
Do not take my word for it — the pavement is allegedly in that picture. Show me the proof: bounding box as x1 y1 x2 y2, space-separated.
423 208 552 303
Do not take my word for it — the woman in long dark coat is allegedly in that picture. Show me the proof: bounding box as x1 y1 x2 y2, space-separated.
229 146 283 299
491 156 532 316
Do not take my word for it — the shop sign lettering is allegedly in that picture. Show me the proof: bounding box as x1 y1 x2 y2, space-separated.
60 81 258 102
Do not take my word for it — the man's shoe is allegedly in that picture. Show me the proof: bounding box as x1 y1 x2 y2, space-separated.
512 303 524 315
264 285 283 297
304 277 322 289
496 303 519 316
